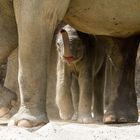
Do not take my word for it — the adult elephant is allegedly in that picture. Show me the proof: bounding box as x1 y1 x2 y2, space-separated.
1 0 139 127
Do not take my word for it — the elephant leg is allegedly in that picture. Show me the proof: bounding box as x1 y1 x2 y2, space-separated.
104 57 112 107
0 86 17 120
0 1 18 121
0 49 19 121
4 49 18 95
71 76 79 121
0 0 18 64
0 51 18 121
78 70 93 123
9 0 70 127
56 61 74 120
93 61 105 122
103 36 139 124
0 48 18 122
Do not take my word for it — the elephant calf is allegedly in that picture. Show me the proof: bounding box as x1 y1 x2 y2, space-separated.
56 25 105 123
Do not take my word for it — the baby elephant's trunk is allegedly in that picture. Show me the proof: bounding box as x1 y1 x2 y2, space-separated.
61 29 72 57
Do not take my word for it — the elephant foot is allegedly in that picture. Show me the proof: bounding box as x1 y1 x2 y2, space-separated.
103 113 117 124
77 114 93 124
0 86 17 119
59 111 73 120
0 107 10 118
93 115 103 123
71 112 78 121
0 106 19 124
103 108 138 124
103 114 131 124
9 119 46 128
8 106 48 128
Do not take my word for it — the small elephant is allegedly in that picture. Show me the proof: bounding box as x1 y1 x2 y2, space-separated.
56 24 106 123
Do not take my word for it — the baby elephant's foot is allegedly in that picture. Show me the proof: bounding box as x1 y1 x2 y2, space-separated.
71 112 78 121
0 86 17 119
59 111 73 121
8 106 48 128
78 114 93 124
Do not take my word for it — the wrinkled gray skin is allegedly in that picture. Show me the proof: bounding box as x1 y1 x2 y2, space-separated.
0 49 19 121
0 0 139 127
102 36 139 123
0 1 18 121
2 49 19 120
0 62 17 119
0 41 60 123
56 25 105 123
0 42 59 124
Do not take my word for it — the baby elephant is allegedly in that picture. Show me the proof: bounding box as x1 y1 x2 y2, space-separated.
56 24 105 123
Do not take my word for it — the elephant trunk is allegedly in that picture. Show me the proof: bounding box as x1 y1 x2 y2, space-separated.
60 29 72 57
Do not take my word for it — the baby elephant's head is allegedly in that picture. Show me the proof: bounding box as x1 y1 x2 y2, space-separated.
56 25 85 63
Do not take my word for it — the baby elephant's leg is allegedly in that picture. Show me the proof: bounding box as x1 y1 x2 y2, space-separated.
78 70 93 123
56 61 74 120
71 76 79 121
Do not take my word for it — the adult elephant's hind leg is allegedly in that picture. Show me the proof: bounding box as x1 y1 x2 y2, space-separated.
8 0 70 128
103 36 139 124
93 61 105 122
0 0 18 121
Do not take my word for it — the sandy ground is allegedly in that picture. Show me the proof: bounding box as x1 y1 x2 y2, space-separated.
0 98 140 140
0 119 140 140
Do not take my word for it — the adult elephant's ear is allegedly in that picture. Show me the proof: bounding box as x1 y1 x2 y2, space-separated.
60 29 72 57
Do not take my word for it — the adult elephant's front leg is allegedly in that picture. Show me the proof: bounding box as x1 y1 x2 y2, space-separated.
8 0 70 127
103 36 139 123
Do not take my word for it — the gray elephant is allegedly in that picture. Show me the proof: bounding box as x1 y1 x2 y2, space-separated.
102 35 139 123
56 25 106 123
0 0 139 127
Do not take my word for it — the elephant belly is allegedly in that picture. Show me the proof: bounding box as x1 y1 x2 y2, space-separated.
64 0 140 37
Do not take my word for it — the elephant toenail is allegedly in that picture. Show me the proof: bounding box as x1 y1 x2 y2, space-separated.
103 115 116 124
17 120 33 128
118 117 127 123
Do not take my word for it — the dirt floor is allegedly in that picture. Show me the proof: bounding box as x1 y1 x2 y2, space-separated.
0 119 140 140
0 98 140 140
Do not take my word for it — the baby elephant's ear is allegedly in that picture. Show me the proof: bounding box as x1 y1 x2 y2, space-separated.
60 29 72 57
